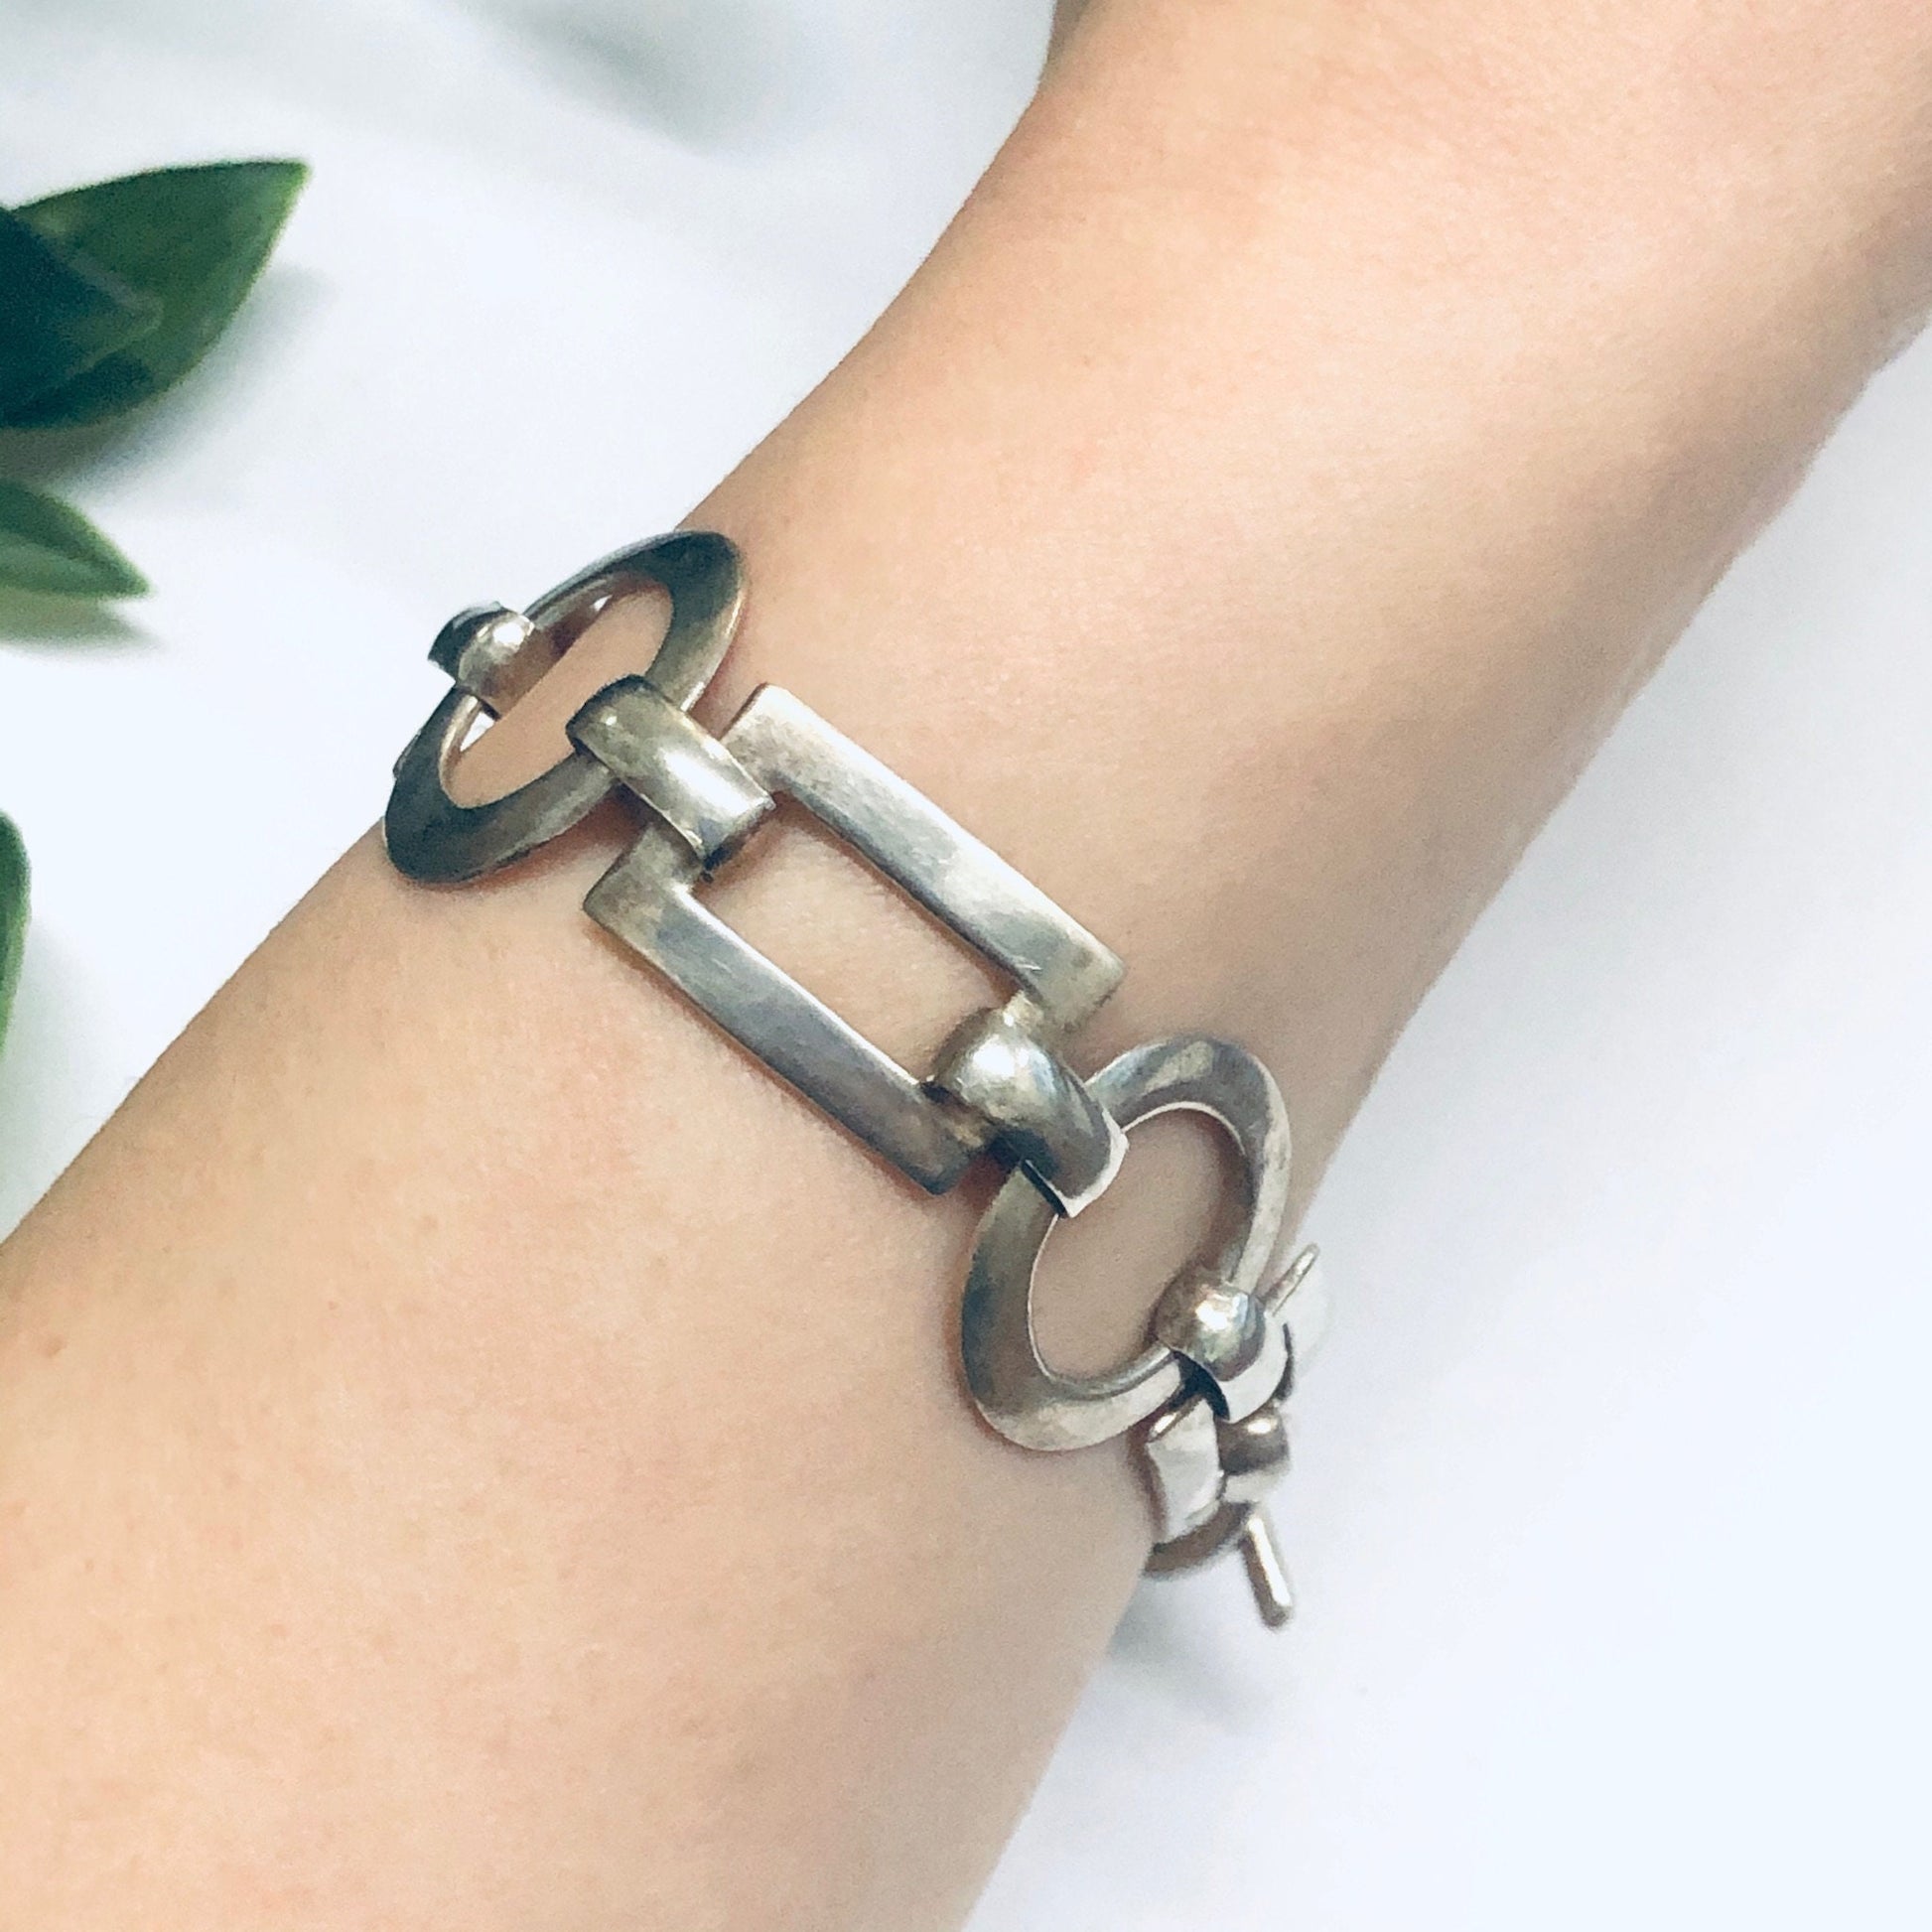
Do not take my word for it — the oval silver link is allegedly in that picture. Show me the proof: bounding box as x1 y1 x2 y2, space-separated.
960 1035 1292 1452
385 530 744 885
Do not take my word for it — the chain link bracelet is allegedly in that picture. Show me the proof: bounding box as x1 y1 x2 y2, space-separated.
384 532 1330 1628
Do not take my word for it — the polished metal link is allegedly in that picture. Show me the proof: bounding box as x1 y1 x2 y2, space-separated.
579 679 1126 1193
927 1006 1127 1214
1152 1263 1291 1423
1140 1247 1323 1630
429 603 539 711
383 533 1332 1628
568 676 774 874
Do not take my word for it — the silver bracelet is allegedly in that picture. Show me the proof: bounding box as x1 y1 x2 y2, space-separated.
384 532 1329 1628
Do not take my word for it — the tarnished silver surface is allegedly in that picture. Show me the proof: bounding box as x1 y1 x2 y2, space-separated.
1141 1395 1226 1543
568 677 774 874
1218 1401 1292 1506
1152 1266 1287 1424
722 686 1124 1030
1146 1500 1293 1626
1238 1514 1297 1629
957 1026 1321 1621
585 822 987 1193
386 530 744 885
928 1006 1127 1215
429 603 538 711
583 681 1126 1194
1137 1249 1317 1622
383 531 1331 1629
1145 1498 1264 1577
960 1035 1292 1452
1275 1242 1329 1363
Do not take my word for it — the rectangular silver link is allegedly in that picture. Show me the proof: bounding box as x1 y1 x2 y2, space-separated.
582 682 1124 1193
585 827 979 1192
568 677 774 873
722 686 1123 1033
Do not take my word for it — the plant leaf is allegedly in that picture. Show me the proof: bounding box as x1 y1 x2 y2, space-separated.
7 160 308 428
0 206 160 421
0 812 26 1058
0 480 147 598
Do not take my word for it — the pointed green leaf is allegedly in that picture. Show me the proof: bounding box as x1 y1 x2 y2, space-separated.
0 813 26 1057
0 205 160 419
0 480 147 598
8 160 308 428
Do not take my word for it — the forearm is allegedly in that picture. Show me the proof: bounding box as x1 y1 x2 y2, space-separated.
3 2 1929 1926
704 0 1932 1178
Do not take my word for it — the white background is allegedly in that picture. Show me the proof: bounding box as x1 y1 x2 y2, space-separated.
3 4 1929 1926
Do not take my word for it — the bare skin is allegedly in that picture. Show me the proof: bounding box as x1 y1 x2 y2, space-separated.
3 2 1930 1926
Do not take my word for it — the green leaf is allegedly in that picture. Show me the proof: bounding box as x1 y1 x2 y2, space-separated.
0 813 26 1058
7 160 308 428
0 205 160 420
0 480 147 598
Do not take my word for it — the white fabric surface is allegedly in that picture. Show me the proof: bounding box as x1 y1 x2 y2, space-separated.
3 5 1929 1925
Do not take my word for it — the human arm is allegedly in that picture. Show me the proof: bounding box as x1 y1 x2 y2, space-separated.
4 1 1931 1926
